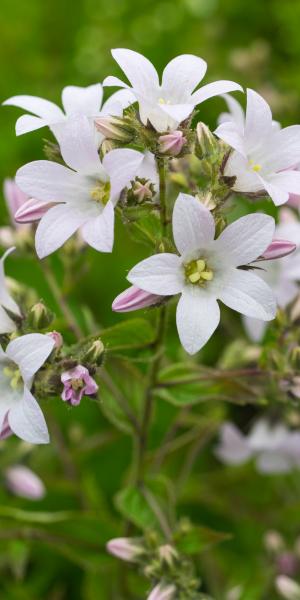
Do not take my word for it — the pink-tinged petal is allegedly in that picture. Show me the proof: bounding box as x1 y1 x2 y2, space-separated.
110 48 159 95
261 239 296 261
3 95 64 121
62 84 103 116
106 537 142 562
8 386 49 444
47 331 63 349
162 54 207 97
16 161 83 203
172 193 215 256
219 268 276 320
176 287 220 355
215 422 253 465
81 201 115 253
112 285 162 312
15 198 55 223
58 115 104 174
214 213 275 266
158 131 187 156
5 465 46 500
0 415 13 440
103 148 144 203
61 365 98 406
288 193 300 207
6 333 55 383
3 179 28 220
191 80 243 106
147 583 176 600
15 114 48 136
128 253 183 296
35 204 94 259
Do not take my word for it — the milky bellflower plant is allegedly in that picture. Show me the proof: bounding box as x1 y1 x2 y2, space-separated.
215 89 300 205
128 194 276 354
15 116 145 257
103 48 242 133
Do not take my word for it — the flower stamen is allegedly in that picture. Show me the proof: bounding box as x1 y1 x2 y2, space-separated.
184 258 214 286
249 159 262 172
90 180 111 205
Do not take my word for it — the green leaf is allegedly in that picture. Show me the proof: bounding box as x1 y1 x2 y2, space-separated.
101 358 145 433
115 485 158 530
100 318 155 353
156 362 225 406
176 524 231 555
123 207 162 248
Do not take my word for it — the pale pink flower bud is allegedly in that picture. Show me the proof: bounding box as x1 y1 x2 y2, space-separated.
132 180 154 202
260 239 296 261
4 465 46 500
288 194 300 208
61 365 98 406
15 198 54 224
106 537 142 562
112 285 162 313
147 583 176 600
276 575 300 599
158 130 187 156
277 553 299 577
95 116 134 142
3 179 28 225
47 331 63 350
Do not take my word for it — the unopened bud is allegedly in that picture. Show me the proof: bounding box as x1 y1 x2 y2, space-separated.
28 302 53 330
4 465 46 500
158 130 187 156
95 116 134 143
195 122 217 158
260 239 296 261
147 583 176 600
132 179 155 203
158 544 178 566
113 285 162 313
83 339 104 364
15 198 54 224
106 537 143 562
47 331 63 350
276 575 300 599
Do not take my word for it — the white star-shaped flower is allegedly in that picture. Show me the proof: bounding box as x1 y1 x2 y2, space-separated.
127 193 276 354
0 248 21 334
3 83 134 145
0 333 55 444
215 89 300 206
103 48 242 133
15 116 145 258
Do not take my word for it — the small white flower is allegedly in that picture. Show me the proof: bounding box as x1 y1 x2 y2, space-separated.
128 193 276 354
0 248 21 334
103 48 242 133
3 83 134 145
215 89 300 205
216 420 300 474
244 209 300 342
217 92 281 131
0 333 55 444
16 116 145 258
276 575 300 600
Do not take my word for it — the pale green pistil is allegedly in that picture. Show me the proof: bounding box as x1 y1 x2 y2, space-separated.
71 378 84 391
90 180 111 205
184 258 214 286
3 366 22 390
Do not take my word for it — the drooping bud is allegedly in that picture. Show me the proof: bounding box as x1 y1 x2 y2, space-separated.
3 179 29 226
47 331 63 350
95 116 134 143
112 285 163 313
28 302 54 330
106 537 143 562
195 122 217 158
158 130 187 156
82 339 104 365
276 575 300 599
147 583 176 600
4 465 46 500
259 239 296 261
15 198 54 224
61 365 98 406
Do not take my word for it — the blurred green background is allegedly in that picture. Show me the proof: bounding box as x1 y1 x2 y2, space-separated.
1 0 300 599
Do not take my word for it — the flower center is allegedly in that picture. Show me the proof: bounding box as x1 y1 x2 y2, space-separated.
71 378 84 391
3 365 22 390
249 159 262 172
90 180 111 205
158 97 171 105
184 258 214 285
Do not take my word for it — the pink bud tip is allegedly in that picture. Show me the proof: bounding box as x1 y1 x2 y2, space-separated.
112 285 162 313
288 193 300 208
3 179 29 224
47 331 63 350
158 130 187 156
147 583 176 600
61 365 98 406
106 537 142 562
261 239 297 261
5 466 46 500
0 415 12 440
15 198 55 224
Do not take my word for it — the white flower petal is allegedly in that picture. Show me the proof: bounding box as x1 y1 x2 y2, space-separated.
267 171 300 196
111 48 159 95
172 193 215 256
103 76 130 89
214 213 275 266
128 253 183 295
35 203 94 258
136 152 159 190
61 84 103 116
159 103 194 125
58 115 104 174
0 248 21 317
226 151 263 193
191 81 243 106
218 93 245 129
15 114 48 136
266 125 300 171
215 422 253 465
3 95 64 121
243 316 267 342
176 287 220 354
256 452 291 474
0 369 20 431
101 89 136 114
0 307 16 334
258 175 289 206
8 386 49 444
244 89 273 152
16 161 83 203
219 268 276 320
103 148 144 203
161 54 207 98
214 122 246 156
81 201 115 252
6 333 55 383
